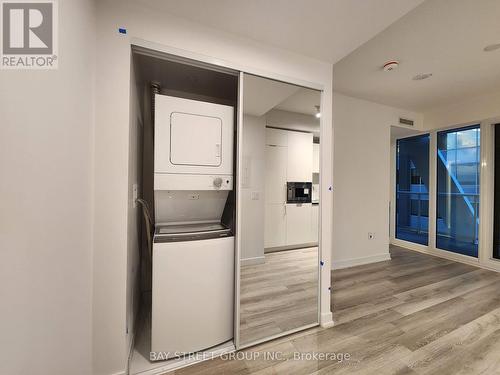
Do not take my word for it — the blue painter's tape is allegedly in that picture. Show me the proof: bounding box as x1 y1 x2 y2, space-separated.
320 261 324 266
119 28 127 34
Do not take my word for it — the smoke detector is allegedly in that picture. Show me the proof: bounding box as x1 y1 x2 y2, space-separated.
413 73 433 81
383 60 399 71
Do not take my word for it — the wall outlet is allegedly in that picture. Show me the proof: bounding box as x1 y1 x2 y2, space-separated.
251 191 260 200
368 232 375 240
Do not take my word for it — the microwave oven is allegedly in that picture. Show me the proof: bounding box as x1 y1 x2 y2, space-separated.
287 182 312 203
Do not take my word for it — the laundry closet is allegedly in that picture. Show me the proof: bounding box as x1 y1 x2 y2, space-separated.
128 46 322 374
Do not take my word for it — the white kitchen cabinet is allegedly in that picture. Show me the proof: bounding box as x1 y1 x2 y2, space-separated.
313 143 320 174
266 128 288 147
311 204 319 242
287 131 313 182
265 144 287 204
264 203 286 248
286 203 312 246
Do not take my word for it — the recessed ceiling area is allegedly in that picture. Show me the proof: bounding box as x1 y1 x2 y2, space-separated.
275 88 321 116
243 74 299 116
391 125 423 140
243 74 321 117
132 0 424 63
333 0 500 112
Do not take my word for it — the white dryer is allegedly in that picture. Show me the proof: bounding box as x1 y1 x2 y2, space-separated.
154 94 234 177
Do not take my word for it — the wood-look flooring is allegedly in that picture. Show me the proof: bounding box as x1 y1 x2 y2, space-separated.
172 245 500 375
239 247 319 345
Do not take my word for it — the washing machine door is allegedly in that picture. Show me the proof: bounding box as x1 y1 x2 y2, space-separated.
154 94 234 175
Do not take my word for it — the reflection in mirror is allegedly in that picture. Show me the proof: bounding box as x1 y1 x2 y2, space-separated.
239 73 321 346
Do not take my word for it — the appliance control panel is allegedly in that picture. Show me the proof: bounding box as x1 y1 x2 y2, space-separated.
154 173 234 191
212 176 232 190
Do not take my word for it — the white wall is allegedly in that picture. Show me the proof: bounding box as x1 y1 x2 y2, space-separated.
332 93 421 269
94 1 334 374
240 115 266 264
0 1 95 374
423 90 500 130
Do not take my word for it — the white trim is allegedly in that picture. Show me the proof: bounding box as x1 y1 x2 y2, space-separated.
478 118 500 272
131 342 236 375
240 256 265 266
238 323 319 351
320 312 334 328
233 72 244 350
332 253 391 270
109 371 126 375
391 238 428 252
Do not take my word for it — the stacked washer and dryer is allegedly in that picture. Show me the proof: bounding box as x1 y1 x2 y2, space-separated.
151 94 235 357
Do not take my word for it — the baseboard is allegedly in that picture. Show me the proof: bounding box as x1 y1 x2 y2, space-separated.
265 243 318 253
332 253 391 270
320 312 334 328
240 256 265 266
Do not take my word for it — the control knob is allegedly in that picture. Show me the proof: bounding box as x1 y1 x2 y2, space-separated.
213 177 223 188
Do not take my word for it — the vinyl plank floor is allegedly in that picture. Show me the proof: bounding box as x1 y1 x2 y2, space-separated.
239 247 320 345
171 245 500 375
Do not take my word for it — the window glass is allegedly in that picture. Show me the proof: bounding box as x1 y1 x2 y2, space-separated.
436 125 480 257
396 135 430 245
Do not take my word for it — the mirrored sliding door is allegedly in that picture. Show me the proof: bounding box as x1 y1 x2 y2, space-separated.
238 73 320 347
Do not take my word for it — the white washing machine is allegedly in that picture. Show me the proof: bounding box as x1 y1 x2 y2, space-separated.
151 226 234 357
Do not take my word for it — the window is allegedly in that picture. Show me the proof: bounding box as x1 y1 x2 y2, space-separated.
396 135 430 245
436 125 480 257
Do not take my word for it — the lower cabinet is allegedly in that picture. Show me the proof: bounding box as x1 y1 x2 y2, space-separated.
286 203 312 246
265 203 320 248
264 203 286 248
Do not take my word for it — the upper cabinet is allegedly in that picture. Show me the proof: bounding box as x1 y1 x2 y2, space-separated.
287 131 313 182
266 128 288 147
313 143 320 174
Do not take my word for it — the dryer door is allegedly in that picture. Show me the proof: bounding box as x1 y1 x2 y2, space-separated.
170 112 222 167
154 94 234 175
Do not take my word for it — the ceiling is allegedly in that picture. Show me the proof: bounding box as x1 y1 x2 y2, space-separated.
276 88 321 116
391 125 422 140
135 0 424 63
334 0 500 112
243 74 322 117
243 74 299 116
